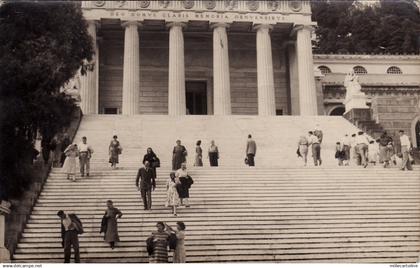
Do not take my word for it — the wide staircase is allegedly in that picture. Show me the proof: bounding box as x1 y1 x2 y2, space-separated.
13 115 420 263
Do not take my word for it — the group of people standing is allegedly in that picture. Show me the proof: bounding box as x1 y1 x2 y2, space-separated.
335 130 414 170
297 126 323 166
62 136 94 181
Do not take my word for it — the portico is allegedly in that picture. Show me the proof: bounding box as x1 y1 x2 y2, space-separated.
80 0 318 116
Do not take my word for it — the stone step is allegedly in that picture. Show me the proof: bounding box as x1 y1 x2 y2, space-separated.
14 115 419 263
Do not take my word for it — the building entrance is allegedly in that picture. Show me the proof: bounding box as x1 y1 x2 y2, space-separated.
186 81 207 115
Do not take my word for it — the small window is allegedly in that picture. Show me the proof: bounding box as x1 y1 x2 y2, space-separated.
276 109 283 116
387 66 402 74
104 108 118 114
353 66 367 75
318 66 331 75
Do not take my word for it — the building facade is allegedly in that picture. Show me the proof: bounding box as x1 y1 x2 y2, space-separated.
78 1 420 146
80 0 319 116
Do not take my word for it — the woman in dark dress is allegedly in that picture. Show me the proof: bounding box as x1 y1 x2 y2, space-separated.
172 140 187 171
143 148 159 179
208 140 219 167
104 200 122 249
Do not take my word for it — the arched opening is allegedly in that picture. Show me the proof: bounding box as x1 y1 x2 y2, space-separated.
411 116 420 148
329 106 345 116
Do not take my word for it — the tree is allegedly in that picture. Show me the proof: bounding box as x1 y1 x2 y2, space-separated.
311 0 420 54
0 1 94 199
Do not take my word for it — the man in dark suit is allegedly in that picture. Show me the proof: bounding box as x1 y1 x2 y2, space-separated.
57 210 83 263
246 134 257 166
136 161 156 210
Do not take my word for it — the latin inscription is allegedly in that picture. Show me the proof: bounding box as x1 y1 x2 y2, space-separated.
106 10 291 23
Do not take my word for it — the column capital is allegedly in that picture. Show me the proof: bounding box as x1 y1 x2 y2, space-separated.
210 22 231 30
166 21 187 29
253 24 274 32
121 20 142 28
290 24 314 36
87 20 100 28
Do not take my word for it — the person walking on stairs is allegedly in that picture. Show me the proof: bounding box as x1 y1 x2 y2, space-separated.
148 222 170 263
136 160 156 210
297 135 309 166
109 135 122 169
340 134 351 166
378 131 393 168
102 200 122 249
176 163 193 207
166 172 180 216
245 134 256 166
308 131 322 166
194 140 203 166
399 130 413 171
57 210 83 263
62 144 79 181
368 140 379 165
78 136 94 177
165 222 186 263
208 140 219 167
314 125 323 144
143 148 159 180
355 131 369 168
172 140 187 170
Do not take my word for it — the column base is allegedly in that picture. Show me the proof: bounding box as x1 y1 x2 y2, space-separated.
0 247 10 262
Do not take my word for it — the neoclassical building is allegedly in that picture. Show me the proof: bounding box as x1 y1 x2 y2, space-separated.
79 0 318 116
77 1 420 145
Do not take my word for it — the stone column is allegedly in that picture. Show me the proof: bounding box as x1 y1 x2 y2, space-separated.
287 42 300 115
80 20 99 114
255 24 276 116
0 201 11 262
167 22 186 116
121 21 141 115
295 25 318 115
212 23 231 115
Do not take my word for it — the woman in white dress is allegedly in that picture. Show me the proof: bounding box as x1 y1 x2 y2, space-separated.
62 144 78 181
166 172 180 216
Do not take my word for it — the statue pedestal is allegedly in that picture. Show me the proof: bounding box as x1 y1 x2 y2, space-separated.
0 201 11 263
344 94 368 112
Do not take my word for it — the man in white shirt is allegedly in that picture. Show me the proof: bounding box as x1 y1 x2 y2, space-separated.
57 210 82 263
78 136 94 177
308 131 321 166
355 131 369 168
399 130 413 171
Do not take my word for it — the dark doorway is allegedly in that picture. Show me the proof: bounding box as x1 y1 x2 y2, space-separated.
186 81 207 115
416 121 420 147
104 107 118 114
330 106 345 116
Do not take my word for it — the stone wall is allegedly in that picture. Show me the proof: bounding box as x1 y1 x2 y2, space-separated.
4 108 82 257
98 28 289 115
371 95 420 149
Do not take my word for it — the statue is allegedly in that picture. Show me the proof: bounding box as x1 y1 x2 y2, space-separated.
61 71 82 103
344 70 362 100
343 70 368 112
